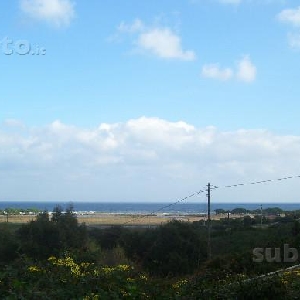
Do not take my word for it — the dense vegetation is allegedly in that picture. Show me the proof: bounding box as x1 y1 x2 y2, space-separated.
1 205 300 299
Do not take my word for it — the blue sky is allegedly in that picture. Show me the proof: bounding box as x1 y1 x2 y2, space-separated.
1 0 300 203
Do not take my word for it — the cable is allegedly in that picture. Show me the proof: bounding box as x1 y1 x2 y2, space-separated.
121 174 300 226
122 189 206 225
211 175 300 191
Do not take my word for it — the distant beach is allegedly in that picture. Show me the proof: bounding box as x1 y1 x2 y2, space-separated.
0 201 299 214
0 201 299 226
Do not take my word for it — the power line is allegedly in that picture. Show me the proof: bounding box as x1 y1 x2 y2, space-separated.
121 174 300 226
112 173 300 265
122 189 206 226
211 175 300 190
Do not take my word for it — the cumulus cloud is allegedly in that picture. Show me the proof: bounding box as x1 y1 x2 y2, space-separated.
201 64 233 81
236 56 257 82
115 19 196 61
1 117 300 202
20 0 75 27
278 7 300 49
278 6 300 27
201 56 256 83
137 28 196 61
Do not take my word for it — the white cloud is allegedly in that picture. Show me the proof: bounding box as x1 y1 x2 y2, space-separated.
202 56 256 83
118 19 144 33
236 56 257 82
137 28 196 61
1 117 300 202
278 6 300 27
20 0 75 27
201 64 233 81
278 7 300 49
116 20 196 61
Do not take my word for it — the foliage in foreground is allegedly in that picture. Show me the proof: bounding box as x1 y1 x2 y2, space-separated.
1 254 300 299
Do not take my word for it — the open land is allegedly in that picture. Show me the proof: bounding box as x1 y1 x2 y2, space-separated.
0 213 246 226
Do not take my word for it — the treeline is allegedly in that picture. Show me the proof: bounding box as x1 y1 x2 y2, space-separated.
215 206 285 215
0 207 40 215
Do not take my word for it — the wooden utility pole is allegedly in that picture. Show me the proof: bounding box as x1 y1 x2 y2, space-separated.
260 204 263 228
207 182 211 260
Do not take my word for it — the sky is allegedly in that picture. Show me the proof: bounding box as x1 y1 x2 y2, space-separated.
1 0 300 203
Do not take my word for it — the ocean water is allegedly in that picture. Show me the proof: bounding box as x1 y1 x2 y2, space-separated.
0 201 299 215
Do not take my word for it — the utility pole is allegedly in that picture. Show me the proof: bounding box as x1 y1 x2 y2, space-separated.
260 204 263 228
207 182 211 260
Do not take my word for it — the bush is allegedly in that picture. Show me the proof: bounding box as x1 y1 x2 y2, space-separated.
122 220 206 276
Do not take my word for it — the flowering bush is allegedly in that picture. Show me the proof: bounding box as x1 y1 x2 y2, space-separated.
0 255 149 299
1 254 300 299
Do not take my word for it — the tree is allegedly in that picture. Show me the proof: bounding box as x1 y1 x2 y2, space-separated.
215 209 226 215
17 205 88 259
292 220 300 236
122 220 206 276
51 205 63 222
90 226 126 250
17 215 60 259
231 208 247 214
0 224 19 264
243 216 253 228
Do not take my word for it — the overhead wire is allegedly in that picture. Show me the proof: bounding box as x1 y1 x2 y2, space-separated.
122 189 206 226
120 174 300 226
211 175 300 190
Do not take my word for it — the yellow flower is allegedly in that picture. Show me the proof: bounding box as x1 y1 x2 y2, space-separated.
48 256 56 262
102 266 114 274
117 264 131 271
81 262 92 268
83 294 99 300
140 275 148 281
48 256 91 277
172 279 188 289
28 266 40 272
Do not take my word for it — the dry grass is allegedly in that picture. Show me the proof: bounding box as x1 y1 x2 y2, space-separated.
76 213 205 226
0 215 36 224
0 213 244 226
0 213 206 226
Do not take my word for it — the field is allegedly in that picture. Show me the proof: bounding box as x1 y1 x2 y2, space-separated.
0 212 240 226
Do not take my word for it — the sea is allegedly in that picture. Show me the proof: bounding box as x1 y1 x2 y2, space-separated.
0 201 299 215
